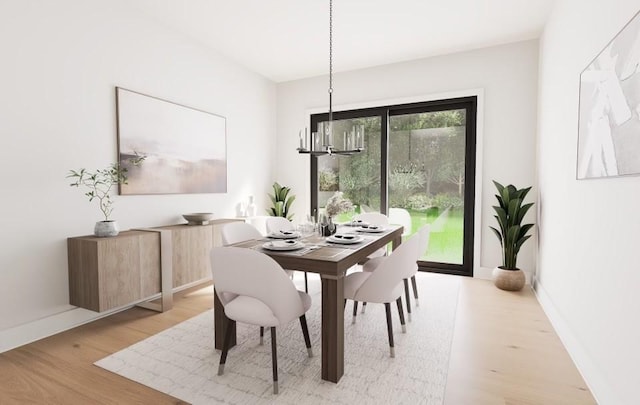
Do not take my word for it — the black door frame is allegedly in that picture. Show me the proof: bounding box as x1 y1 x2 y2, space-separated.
310 96 477 277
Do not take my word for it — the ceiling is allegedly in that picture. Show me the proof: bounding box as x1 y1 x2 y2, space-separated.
127 0 556 83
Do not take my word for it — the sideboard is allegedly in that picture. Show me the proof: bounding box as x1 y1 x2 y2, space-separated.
67 218 241 312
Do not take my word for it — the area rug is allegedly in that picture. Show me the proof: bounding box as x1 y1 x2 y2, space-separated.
95 273 460 404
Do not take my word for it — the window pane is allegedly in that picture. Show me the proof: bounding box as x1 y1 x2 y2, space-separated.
389 110 466 264
317 117 381 220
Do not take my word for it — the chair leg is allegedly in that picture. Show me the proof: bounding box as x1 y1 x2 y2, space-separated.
385 303 395 358
361 301 367 314
352 301 359 324
218 319 236 375
260 326 264 345
271 327 279 394
396 297 406 333
411 275 419 306
403 278 412 322
299 315 313 357
304 272 309 293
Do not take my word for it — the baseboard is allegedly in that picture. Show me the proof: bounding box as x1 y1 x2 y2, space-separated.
0 307 108 353
0 279 214 354
533 279 612 405
474 266 493 280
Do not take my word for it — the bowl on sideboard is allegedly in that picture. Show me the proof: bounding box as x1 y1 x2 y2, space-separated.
182 212 214 225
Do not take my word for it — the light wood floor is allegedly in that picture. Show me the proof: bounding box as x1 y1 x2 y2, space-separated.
0 276 596 404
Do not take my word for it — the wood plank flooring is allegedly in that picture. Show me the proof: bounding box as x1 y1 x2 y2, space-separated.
0 277 596 404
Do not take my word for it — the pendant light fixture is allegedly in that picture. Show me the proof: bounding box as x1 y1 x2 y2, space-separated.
297 0 364 156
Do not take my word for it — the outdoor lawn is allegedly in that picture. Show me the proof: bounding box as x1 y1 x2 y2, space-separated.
337 207 463 265
407 208 463 265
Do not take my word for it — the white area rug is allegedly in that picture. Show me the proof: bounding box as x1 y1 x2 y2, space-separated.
95 273 460 404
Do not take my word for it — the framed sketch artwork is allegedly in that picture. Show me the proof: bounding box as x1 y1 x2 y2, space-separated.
116 87 227 194
577 9 640 179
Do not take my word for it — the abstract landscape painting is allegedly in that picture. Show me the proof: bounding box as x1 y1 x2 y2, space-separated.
577 9 640 179
116 87 227 194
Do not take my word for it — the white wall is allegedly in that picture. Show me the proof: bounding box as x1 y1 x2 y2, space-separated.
0 0 276 332
537 0 640 403
276 40 539 275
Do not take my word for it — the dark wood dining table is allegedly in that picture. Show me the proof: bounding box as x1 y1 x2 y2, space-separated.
212 224 403 383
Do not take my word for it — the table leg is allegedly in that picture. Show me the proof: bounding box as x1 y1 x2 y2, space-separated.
214 287 236 350
321 275 344 383
392 233 402 250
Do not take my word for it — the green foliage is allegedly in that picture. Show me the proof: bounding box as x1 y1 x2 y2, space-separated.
489 181 534 270
318 169 338 191
389 163 426 208
267 182 295 220
338 151 379 207
67 153 146 221
406 194 432 211
431 193 463 210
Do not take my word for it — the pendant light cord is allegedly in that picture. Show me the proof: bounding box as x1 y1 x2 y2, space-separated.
328 0 333 123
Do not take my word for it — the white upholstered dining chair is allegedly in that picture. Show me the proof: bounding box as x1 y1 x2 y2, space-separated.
221 221 263 246
210 246 313 394
388 207 412 237
221 221 296 344
354 212 389 260
343 234 420 357
265 217 310 293
265 216 294 235
362 224 430 321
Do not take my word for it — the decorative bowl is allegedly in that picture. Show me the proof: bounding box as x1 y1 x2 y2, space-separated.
182 212 214 225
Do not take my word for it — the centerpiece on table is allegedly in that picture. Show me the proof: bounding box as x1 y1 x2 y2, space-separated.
321 191 353 236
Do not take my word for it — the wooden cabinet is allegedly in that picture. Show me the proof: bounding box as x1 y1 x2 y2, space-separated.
67 230 161 312
67 218 241 312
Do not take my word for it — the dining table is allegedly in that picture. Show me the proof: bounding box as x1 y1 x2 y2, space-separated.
212 223 404 383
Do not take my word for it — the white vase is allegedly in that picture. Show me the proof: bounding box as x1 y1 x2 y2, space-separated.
492 267 526 291
94 220 119 237
246 196 257 217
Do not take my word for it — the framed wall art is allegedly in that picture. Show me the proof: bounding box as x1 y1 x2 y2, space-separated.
116 87 227 194
577 9 640 179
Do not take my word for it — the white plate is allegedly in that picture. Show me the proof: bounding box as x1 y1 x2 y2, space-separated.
327 234 364 244
357 225 386 233
268 231 301 239
343 220 370 227
262 240 305 251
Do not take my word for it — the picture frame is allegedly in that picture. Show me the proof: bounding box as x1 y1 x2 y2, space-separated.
577 9 640 179
116 87 227 194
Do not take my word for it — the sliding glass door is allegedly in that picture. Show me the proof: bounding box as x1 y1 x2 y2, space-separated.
311 97 476 277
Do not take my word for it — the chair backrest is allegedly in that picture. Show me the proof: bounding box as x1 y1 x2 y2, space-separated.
221 222 263 246
354 234 420 303
211 247 304 325
266 216 294 234
388 208 412 236
416 224 431 260
354 212 389 226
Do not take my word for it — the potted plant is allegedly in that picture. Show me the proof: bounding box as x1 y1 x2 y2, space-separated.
67 154 145 237
267 182 295 220
489 181 534 291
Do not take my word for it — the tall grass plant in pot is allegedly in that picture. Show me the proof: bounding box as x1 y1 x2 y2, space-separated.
489 181 534 291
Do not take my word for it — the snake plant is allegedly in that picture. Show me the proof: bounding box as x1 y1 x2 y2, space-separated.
267 182 295 220
489 181 534 270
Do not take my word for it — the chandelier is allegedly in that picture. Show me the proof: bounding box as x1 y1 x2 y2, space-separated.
297 0 364 156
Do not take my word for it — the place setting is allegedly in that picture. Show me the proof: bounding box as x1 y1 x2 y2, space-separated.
267 230 302 239
323 232 369 249
355 224 387 233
